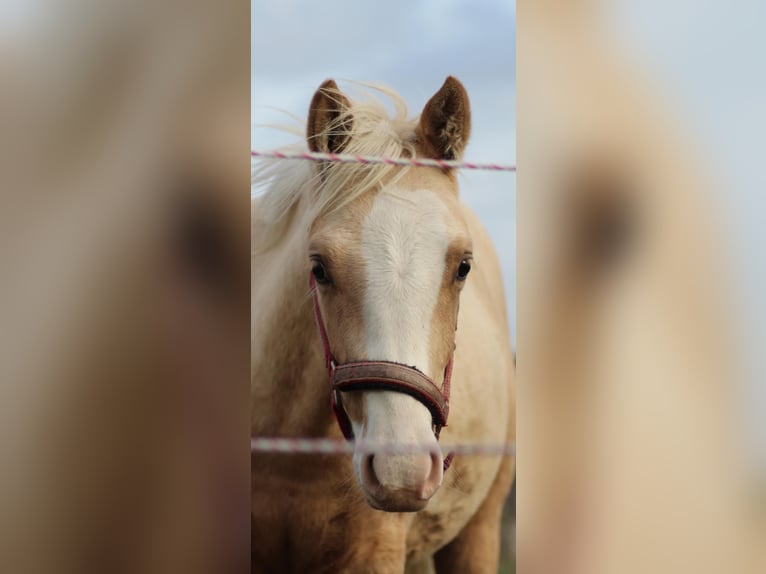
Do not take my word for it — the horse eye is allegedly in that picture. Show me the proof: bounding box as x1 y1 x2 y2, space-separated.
311 261 331 285
456 260 471 280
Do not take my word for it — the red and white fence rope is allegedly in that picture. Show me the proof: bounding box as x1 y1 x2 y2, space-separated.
251 149 516 172
251 437 515 457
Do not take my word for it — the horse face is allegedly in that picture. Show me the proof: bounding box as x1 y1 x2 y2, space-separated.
305 77 473 511
308 170 472 511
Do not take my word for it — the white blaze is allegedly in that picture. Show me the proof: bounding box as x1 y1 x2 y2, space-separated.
355 187 449 487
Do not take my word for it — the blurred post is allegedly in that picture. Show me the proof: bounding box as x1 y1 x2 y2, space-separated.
0 1 250 572
517 1 762 573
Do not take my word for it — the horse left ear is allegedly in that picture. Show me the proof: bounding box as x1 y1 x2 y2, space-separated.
418 76 471 161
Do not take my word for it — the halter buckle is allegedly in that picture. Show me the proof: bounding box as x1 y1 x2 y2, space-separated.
325 357 337 379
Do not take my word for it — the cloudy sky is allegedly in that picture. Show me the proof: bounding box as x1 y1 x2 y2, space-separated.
251 0 517 342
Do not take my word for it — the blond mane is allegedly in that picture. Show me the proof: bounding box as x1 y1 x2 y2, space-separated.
252 83 420 251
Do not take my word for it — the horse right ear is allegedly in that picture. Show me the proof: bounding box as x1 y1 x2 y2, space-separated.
307 79 353 154
419 76 471 161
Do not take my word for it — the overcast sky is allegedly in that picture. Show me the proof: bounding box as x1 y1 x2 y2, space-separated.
251 0 517 342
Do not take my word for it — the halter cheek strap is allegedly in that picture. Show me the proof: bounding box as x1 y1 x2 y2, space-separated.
309 273 337 379
309 273 456 471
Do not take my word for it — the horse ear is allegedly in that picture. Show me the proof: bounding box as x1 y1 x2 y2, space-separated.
419 76 471 161
307 79 353 154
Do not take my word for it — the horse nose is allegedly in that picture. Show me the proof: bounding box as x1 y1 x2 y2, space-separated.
361 450 443 503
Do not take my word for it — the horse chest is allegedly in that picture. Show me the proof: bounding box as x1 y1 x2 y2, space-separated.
252 458 401 568
252 452 498 572
407 457 498 555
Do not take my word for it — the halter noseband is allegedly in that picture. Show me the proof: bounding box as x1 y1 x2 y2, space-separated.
309 273 455 470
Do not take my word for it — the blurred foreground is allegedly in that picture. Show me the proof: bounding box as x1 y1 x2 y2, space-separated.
0 1 250 572
517 1 765 573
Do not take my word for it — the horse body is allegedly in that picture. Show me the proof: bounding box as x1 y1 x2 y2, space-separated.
252 78 515 572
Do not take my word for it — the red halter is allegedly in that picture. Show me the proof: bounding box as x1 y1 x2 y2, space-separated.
309 273 455 470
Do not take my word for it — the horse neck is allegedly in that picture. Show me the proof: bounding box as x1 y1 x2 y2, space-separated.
251 202 336 439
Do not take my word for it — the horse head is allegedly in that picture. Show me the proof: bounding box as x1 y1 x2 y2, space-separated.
305 77 474 511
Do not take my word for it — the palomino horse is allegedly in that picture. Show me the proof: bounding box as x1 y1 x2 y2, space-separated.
252 77 515 572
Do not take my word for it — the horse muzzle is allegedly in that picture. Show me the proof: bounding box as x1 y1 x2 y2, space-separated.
309 272 456 486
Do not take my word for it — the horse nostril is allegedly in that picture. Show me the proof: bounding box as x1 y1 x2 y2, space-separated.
430 451 441 471
361 453 380 489
420 451 444 500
